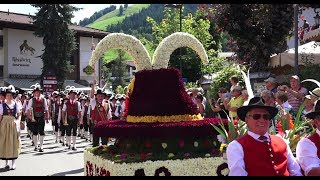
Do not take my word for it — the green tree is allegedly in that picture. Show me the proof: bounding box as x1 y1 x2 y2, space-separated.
110 49 129 89
147 5 221 82
211 4 294 72
119 5 124 16
31 4 80 89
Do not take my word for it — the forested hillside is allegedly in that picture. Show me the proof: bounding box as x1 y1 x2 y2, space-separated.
107 4 200 36
79 5 117 26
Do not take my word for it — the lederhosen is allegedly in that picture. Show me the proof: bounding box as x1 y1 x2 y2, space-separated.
91 101 109 147
32 98 45 136
66 100 79 137
83 105 89 132
53 100 62 133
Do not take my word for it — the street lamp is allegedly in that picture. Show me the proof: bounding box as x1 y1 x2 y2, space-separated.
164 4 183 74
314 8 320 28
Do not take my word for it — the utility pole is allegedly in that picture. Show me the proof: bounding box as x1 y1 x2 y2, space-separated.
294 4 299 75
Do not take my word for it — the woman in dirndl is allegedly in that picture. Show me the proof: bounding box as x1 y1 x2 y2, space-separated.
0 87 22 170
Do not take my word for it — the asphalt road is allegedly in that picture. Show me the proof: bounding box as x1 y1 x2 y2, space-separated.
0 121 92 176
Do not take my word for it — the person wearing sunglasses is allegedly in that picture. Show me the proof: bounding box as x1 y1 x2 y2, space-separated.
296 101 320 176
226 97 302 176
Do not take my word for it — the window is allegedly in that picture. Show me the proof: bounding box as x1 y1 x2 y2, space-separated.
0 35 3 47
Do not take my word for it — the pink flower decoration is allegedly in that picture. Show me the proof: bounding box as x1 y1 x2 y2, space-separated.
120 154 128 159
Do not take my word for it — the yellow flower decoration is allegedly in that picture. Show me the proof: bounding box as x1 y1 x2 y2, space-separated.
168 153 175 158
162 143 168 149
126 114 203 123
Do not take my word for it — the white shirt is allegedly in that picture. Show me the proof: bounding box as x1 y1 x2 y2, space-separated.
90 98 112 120
227 131 302 176
62 99 82 112
296 129 320 175
26 97 49 111
0 101 22 132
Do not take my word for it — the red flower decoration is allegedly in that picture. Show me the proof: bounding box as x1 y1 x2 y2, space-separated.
135 169 146 176
178 140 185 148
140 153 146 159
86 161 94 176
100 167 111 176
154 166 171 176
145 142 151 148
204 140 210 148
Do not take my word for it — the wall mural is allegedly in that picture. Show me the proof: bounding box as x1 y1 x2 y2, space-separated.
19 40 35 56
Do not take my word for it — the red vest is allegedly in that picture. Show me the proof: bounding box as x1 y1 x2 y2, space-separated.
237 134 290 176
308 132 320 158
66 100 78 116
34 98 44 112
54 101 62 116
91 102 108 122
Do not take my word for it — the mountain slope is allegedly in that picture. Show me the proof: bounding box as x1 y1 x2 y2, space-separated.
88 4 150 30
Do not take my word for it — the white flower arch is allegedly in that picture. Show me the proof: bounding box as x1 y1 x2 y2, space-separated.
89 33 152 71
89 32 208 71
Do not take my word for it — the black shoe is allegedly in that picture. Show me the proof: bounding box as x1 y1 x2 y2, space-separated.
39 148 44 152
62 143 65 146
85 138 88 142
10 166 16 170
5 165 10 169
31 141 34 146
59 140 63 143
68 145 71 150
34 147 38 151
66 143 69 147
27 134 30 138
72 147 77 151
77 134 81 137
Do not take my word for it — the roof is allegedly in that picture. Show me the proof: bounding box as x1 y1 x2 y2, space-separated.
285 41 320 54
0 10 109 37
4 78 89 90
125 60 136 67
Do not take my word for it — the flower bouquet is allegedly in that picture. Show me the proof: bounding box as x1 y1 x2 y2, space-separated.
212 114 248 155
273 102 314 152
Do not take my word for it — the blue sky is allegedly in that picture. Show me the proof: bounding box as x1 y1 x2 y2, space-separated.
0 4 126 24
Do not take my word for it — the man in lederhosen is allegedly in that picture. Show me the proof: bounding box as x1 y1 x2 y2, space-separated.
26 87 49 152
90 79 112 147
52 92 63 143
83 96 91 141
62 90 82 150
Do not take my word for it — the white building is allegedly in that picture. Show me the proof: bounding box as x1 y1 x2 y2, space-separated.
287 7 318 49
0 10 110 89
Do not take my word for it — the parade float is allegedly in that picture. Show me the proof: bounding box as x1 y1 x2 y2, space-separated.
84 32 228 176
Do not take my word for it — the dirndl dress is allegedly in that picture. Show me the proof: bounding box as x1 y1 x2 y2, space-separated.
0 115 21 160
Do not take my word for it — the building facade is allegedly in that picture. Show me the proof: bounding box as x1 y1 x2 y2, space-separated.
0 10 109 89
